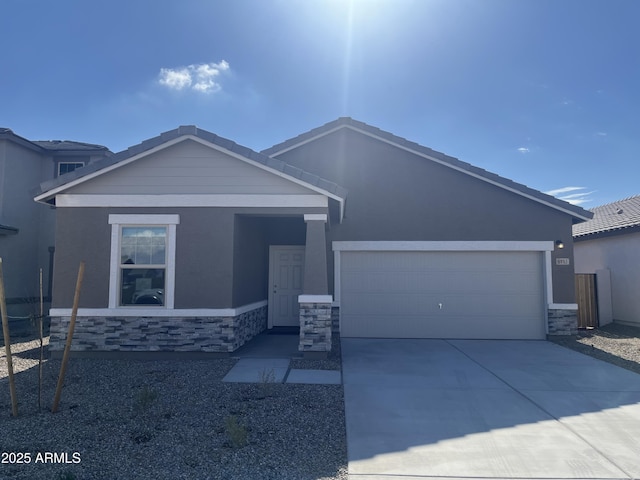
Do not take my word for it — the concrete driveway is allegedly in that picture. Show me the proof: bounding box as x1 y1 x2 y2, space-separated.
342 339 640 479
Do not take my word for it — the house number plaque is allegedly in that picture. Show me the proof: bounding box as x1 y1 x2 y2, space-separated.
556 258 570 266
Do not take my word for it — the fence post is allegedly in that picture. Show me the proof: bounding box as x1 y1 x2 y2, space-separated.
0 258 19 417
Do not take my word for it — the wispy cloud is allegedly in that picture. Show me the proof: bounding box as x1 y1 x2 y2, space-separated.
517 147 530 154
544 186 595 206
595 131 607 137
158 60 230 93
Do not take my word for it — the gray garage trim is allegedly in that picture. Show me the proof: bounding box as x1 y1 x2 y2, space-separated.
333 241 557 340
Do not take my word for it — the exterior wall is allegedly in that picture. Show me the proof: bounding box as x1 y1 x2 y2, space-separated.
52 206 324 310
66 139 313 195
49 304 267 353
272 128 578 303
232 216 268 306
0 140 55 316
575 232 640 327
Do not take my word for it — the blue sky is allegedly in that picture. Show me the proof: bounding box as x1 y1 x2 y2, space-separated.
1 0 638 208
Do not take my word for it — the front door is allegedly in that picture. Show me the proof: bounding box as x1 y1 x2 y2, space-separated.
268 245 305 328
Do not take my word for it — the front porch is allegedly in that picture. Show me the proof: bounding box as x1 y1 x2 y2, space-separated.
48 212 336 357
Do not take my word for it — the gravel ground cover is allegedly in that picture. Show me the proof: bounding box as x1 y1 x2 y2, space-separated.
5 320 637 479
0 331 347 480
548 322 640 375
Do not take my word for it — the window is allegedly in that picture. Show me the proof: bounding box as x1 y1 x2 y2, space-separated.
108 214 179 309
58 162 85 176
120 227 167 305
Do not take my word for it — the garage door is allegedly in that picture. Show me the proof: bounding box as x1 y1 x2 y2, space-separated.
340 251 545 339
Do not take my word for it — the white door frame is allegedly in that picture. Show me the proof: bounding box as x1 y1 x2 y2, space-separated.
268 245 306 328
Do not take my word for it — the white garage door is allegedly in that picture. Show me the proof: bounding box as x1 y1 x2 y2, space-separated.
340 251 545 339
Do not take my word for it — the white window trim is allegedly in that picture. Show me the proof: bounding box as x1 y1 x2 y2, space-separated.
108 214 179 309
57 161 85 176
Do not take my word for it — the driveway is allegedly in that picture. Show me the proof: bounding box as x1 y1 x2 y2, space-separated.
342 339 640 479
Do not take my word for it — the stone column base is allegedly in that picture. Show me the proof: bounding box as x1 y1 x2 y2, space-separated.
548 306 578 335
299 295 332 357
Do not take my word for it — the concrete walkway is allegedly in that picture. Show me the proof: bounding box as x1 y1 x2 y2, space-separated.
222 332 341 385
342 338 640 479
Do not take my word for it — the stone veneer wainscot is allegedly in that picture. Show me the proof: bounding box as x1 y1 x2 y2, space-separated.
49 305 267 353
547 307 578 335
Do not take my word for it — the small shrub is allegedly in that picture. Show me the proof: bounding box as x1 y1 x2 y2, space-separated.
131 428 154 444
224 415 248 449
258 367 276 384
257 367 276 399
133 385 158 415
57 471 77 480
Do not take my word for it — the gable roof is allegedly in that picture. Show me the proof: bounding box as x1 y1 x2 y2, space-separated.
262 117 593 223
1 127 110 154
35 125 347 206
32 140 111 153
573 195 640 238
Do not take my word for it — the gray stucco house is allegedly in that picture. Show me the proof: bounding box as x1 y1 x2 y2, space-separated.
0 128 110 319
574 195 640 328
35 118 592 355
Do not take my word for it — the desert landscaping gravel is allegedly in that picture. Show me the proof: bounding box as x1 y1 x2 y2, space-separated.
0 332 347 480
2 322 640 480
548 322 640 375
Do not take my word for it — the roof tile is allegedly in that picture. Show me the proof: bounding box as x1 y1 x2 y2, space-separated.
573 195 640 237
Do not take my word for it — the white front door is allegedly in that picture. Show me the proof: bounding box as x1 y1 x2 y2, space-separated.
268 246 305 327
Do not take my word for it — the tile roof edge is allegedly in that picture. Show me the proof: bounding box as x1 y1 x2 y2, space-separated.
36 125 347 201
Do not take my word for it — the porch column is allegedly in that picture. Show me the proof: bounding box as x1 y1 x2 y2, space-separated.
303 214 328 295
299 214 332 357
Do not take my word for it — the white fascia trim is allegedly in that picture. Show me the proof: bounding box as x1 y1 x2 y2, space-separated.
267 126 346 156
332 240 554 252
108 214 180 225
50 300 269 318
37 134 344 214
57 194 328 209
304 213 328 222
267 124 590 222
549 303 578 310
298 295 333 303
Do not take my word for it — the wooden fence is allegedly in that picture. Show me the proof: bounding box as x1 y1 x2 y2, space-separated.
575 273 598 329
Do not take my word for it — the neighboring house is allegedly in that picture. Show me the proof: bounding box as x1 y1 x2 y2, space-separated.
573 195 640 328
34 118 592 356
0 128 111 319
